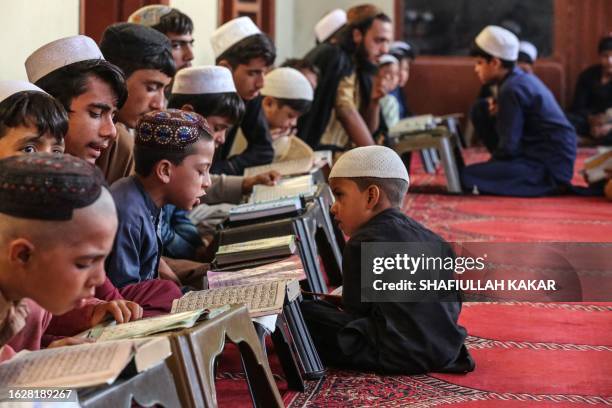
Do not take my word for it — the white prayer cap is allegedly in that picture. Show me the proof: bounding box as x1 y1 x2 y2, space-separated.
210 17 261 58
378 54 399 66
329 146 409 183
25 35 104 83
260 68 313 101
128 5 173 27
474 25 519 61
314 9 347 43
390 41 411 53
518 41 538 63
172 66 236 95
0 80 46 103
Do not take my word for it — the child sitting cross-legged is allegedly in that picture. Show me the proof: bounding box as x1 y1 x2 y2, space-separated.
300 146 475 374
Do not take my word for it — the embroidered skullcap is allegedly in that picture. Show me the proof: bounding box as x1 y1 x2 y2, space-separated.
25 35 104 83
128 5 173 27
210 17 261 58
329 146 409 183
100 23 171 64
378 54 398 66
135 109 212 151
172 66 236 95
0 153 105 221
260 68 313 101
474 25 519 61
347 4 383 26
518 41 538 63
314 9 347 43
0 81 46 104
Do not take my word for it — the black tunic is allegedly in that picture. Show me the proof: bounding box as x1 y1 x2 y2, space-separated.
301 208 474 374
568 64 612 141
211 96 274 175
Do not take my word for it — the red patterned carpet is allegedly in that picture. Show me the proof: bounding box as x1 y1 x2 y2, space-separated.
218 148 612 407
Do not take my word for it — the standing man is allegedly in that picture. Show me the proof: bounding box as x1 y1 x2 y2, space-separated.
210 17 276 175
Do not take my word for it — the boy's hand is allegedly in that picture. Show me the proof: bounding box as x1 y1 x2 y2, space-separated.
242 171 281 194
48 336 94 348
90 300 143 326
487 97 498 116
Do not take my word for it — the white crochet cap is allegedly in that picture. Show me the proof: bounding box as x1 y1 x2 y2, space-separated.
210 16 261 58
128 5 173 27
475 25 519 61
378 54 399 66
172 66 236 95
0 80 47 103
329 146 409 183
390 41 411 53
314 9 347 43
519 41 538 62
25 35 104 83
260 67 313 101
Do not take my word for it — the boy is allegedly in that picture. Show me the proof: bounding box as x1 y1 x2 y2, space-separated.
105 109 214 289
259 67 315 161
164 66 278 260
210 16 276 175
314 9 347 45
300 146 473 374
377 54 401 129
517 41 538 74
0 81 66 157
98 22 176 184
389 41 415 119
281 58 320 91
25 35 127 165
129 5 195 71
0 153 126 358
569 35 612 145
461 26 576 197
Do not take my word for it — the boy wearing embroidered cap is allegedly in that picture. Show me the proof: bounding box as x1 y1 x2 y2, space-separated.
96 23 176 185
106 109 214 290
129 5 195 71
0 81 66 158
462 25 576 197
210 16 276 175
300 146 474 374
26 35 127 166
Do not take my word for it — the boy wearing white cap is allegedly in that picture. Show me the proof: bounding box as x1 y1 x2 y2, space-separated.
210 17 276 175
300 146 474 374
0 81 66 158
376 54 401 130
314 9 347 45
389 41 416 119
129 5 195 71
25 35 127 167
517 41 538 74
463 26 576 197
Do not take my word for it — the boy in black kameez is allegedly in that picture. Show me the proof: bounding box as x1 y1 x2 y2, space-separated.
301 146 474 374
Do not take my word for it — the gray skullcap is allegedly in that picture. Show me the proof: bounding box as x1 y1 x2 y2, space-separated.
100 22 171 62
329 146 409 184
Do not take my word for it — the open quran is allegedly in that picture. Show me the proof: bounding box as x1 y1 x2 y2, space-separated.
249 175 317 203
582 149 612 183
229 196 303 222
0 337 170 390
207 255 306 288
215 235 297 266
243 157 314 178
389 114 437 137
171 280 297 317
83 307 230 341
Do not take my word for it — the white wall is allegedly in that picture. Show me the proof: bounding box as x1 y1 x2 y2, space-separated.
171 0 218 66
0 0 80 80
274 0 295 65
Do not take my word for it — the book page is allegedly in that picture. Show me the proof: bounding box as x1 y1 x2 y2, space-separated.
207 256 305 288
172 281 287 317
216 235 295 255
0 341 134 389
244 157 314 178
90 309 205 341
250 184 317 204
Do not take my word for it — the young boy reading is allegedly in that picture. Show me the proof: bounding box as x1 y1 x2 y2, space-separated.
210 16 276 175
461 26 576 197
105 109 214 290
259 67 314 161
301 146 474 374
0 153 123 358
0 82 142 355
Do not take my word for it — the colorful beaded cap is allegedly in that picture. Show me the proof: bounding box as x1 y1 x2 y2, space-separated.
135 109 212 151
0 153 105 221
